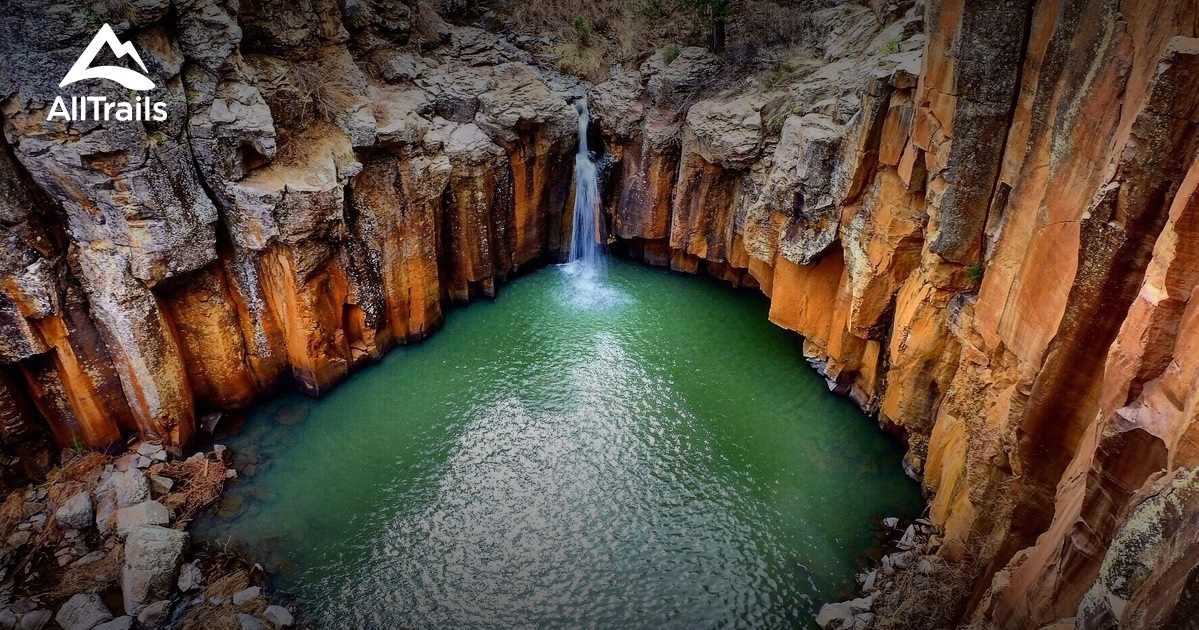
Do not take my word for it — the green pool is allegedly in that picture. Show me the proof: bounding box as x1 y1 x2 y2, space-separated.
193 259 921 629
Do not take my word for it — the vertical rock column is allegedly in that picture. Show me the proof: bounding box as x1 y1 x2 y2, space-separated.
922 3 1199 620
983 49 1199 625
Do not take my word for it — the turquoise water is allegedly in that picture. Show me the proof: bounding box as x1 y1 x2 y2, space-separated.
193 260 921 629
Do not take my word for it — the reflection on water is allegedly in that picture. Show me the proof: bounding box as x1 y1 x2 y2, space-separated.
194 260 921 629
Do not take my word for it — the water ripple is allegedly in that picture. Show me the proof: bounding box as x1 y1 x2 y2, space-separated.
194 261 922 630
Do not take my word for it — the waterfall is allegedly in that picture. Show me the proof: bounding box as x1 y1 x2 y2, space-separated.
562 99 621 310
567 100 605 271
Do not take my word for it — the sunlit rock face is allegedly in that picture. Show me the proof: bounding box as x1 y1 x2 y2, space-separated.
1 0 1199 625
0 0 579 451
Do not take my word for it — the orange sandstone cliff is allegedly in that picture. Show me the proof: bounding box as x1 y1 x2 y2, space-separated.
1 0 1197 626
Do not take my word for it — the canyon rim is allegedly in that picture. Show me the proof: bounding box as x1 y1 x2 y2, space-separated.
1 0 1198 628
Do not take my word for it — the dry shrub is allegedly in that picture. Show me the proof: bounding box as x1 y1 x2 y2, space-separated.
157 454 229 527
179 562 263 630
873 539 996 629
44 456 103 516
509 0 629 36
730 1 812 48
610 10 651 58
40 545 124 601
290 61 360 124
553 41 608 80
104 0 133 21
206 569 252 601
0 491 28 537
46 453 106 486
503 0 698 69
271 122 339 167
412 0 452 44
4 454 108 585
272 130 309 166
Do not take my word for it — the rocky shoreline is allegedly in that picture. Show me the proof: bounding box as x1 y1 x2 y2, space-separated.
818 516 951 630
0 443 298 630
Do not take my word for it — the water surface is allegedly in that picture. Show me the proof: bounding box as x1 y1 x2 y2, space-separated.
194 260 921 629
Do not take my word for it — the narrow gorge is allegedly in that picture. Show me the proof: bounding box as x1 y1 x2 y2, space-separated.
0 0 1197 628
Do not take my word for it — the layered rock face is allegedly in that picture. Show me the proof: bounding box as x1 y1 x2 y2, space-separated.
0 0 578 459
2 0 1199 626
593 1 1199 627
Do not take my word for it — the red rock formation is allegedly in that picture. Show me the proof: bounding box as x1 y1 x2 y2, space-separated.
1 0 1198 624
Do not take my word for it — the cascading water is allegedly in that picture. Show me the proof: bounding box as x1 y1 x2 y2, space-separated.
567 99 605 273
561 99 616 308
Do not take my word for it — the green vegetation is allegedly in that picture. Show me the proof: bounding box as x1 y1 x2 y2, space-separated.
663 43 682 64
68 436 86 458
966 261 986 284
767 57 799 87
879 36 902 56
677 0 734 52
631 0 670 21
572 14 594 47
767 113 786 134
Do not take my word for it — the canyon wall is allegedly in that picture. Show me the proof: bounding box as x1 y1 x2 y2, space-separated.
0 0 579 454
1 0 1198 626
593 1 1199 626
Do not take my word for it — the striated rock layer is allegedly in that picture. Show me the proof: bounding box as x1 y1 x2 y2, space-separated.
1 0 1198 626
0 0 579 454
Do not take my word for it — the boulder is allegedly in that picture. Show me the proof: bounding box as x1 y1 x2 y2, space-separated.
262 606 294 628
109 470 150 508
93 489 118 535
55 491 93 530
135 600 171 628
93 617 132 630
14 609 50 630
683 95 768 168
643 46 720 108
589 70 647 139
115 502 170 538
148 475 174 496
236 614 263 630
815 595 873 629
231 586 262 606
54 594 112 630
743 113 845 265
177 562 204 592
122 526 188 615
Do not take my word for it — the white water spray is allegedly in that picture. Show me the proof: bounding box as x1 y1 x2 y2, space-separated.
562 99 623 309
567 100 605 270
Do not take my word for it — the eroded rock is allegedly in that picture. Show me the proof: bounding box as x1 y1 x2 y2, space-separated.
122 525 188 615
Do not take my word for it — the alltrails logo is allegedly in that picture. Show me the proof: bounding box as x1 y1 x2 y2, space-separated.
47 23 167 122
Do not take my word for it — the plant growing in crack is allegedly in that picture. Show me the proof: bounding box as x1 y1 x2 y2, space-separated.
966 261 986 284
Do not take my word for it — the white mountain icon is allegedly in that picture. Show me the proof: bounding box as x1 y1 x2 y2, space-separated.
59 23 155 91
